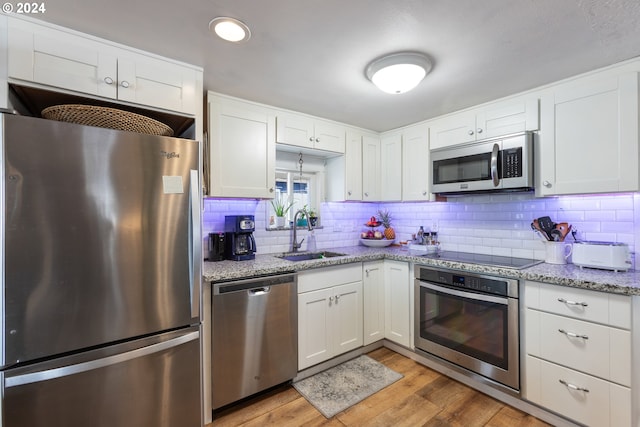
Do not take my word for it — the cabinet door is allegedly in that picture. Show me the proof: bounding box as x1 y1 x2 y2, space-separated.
539 72 639 195
362 135 381 201
384 260 411 347
298 288 333 370
8 18 117 99
208 97 276 198
344 131 363 200
363 262 385 345
429 110 476 149
332 281 363 355
275 113 315 149
314 121 345 153
402 123 430 201
380 133 402 201
477 97 539 139
117 55 200 115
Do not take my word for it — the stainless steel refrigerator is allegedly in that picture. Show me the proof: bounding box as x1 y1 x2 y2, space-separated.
0 113 202 426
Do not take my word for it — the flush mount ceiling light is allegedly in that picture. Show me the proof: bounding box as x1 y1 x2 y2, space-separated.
209 17 251 43
365 52 433 94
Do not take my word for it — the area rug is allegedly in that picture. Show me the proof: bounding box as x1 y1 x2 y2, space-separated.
293 355 403 418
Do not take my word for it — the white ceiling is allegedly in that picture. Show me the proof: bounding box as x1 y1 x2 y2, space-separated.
33 0 640 132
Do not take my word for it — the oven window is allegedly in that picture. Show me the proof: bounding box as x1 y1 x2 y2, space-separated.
433 152 492 184
419 286 508 369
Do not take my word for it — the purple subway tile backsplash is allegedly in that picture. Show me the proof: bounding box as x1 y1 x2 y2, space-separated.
203 193 639 267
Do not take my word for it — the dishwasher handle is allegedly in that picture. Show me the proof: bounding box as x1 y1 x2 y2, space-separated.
249 287 270 295
214 273 296 295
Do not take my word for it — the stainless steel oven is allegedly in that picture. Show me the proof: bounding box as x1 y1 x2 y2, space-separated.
414 265 520 392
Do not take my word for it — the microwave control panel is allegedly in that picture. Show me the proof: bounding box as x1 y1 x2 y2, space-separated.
502 147 522 178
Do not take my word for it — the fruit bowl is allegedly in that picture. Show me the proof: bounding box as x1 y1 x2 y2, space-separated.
360 238 394 247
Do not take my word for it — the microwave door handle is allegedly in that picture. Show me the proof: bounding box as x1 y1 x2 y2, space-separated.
249 234 256 252
491 143 500 187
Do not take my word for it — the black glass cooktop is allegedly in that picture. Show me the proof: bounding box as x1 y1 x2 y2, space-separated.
421 251 543 269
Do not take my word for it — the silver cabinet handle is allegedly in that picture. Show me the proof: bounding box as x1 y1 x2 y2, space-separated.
543 180 552 188
467 129 474 136
558 298 588 307
347 191 352 196
365 269 370 276
364 192 369 197
103 77 114 85
335 294 340 301
477 128 483 134
490 143 500 187
309 137 314 142
120 80 130 88
329 296 334 302
558 329 589 340
269 187 274 193
559 379 589 393
315 138 320 142
422 191 427 196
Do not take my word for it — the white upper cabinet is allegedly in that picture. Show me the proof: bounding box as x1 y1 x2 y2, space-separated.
430 96 539 149
401 123 430 201
538 71 639 196
7 17 201 115
207 93 276 198
362 135 381 201
380 132 402 201
276 112 345 154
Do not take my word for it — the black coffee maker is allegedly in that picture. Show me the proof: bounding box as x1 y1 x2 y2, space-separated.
224 215 256 261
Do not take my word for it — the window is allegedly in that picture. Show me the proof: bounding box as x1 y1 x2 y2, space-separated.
269 169 318 228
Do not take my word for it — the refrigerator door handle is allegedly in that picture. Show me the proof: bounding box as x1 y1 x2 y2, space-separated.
189 169 201 319
5 331 199 388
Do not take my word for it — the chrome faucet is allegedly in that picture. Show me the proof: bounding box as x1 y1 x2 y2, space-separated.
291 209 313 252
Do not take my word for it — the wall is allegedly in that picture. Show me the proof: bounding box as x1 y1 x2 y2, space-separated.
203 192 639 266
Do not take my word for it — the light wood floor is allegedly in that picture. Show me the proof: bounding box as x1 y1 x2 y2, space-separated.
209 347 551 427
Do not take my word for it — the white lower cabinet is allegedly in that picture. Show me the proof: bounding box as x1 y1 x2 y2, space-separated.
384 260 412 347
363 261 385 345
523 281 632 426
297 264 363 370
525 356 631 427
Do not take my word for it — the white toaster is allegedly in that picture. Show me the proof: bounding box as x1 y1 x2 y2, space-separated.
571 241 632 272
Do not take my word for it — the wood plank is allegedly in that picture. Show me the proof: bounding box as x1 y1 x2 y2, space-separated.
208 349 552 427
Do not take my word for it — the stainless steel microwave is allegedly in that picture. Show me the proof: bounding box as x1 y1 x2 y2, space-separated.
430 132 534 195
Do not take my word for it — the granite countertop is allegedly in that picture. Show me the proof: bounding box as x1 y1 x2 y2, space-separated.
203 245 640 296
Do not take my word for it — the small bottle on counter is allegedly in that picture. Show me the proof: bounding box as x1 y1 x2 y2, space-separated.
417 226 425 244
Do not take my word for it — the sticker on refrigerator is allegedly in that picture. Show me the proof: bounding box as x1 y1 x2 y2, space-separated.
163 176 184 194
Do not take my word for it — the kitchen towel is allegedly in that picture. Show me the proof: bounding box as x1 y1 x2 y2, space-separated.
293 355 403 418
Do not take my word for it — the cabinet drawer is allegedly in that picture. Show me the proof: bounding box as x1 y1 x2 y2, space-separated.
298 263 362 293
526 310 630 386
526 282 630 328
525 356 631 427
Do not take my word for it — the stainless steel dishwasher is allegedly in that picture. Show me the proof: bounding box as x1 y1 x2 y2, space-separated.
212 273 298 410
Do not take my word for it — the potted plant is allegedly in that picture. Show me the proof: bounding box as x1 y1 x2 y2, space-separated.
308 208 318 227
270 195 293 228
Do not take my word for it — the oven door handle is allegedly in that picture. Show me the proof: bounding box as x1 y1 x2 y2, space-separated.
421 282 509 305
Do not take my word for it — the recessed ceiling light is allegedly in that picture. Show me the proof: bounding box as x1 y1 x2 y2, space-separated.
209 17 251 43
365 52 433 94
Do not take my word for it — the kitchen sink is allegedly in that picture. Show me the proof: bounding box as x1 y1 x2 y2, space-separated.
277 251 346 262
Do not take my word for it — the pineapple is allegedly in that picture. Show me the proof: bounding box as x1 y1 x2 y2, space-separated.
378 209 396 240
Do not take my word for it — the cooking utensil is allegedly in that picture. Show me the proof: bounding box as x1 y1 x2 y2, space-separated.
555 222 571 242
531 221 549 241
537 216 556 241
